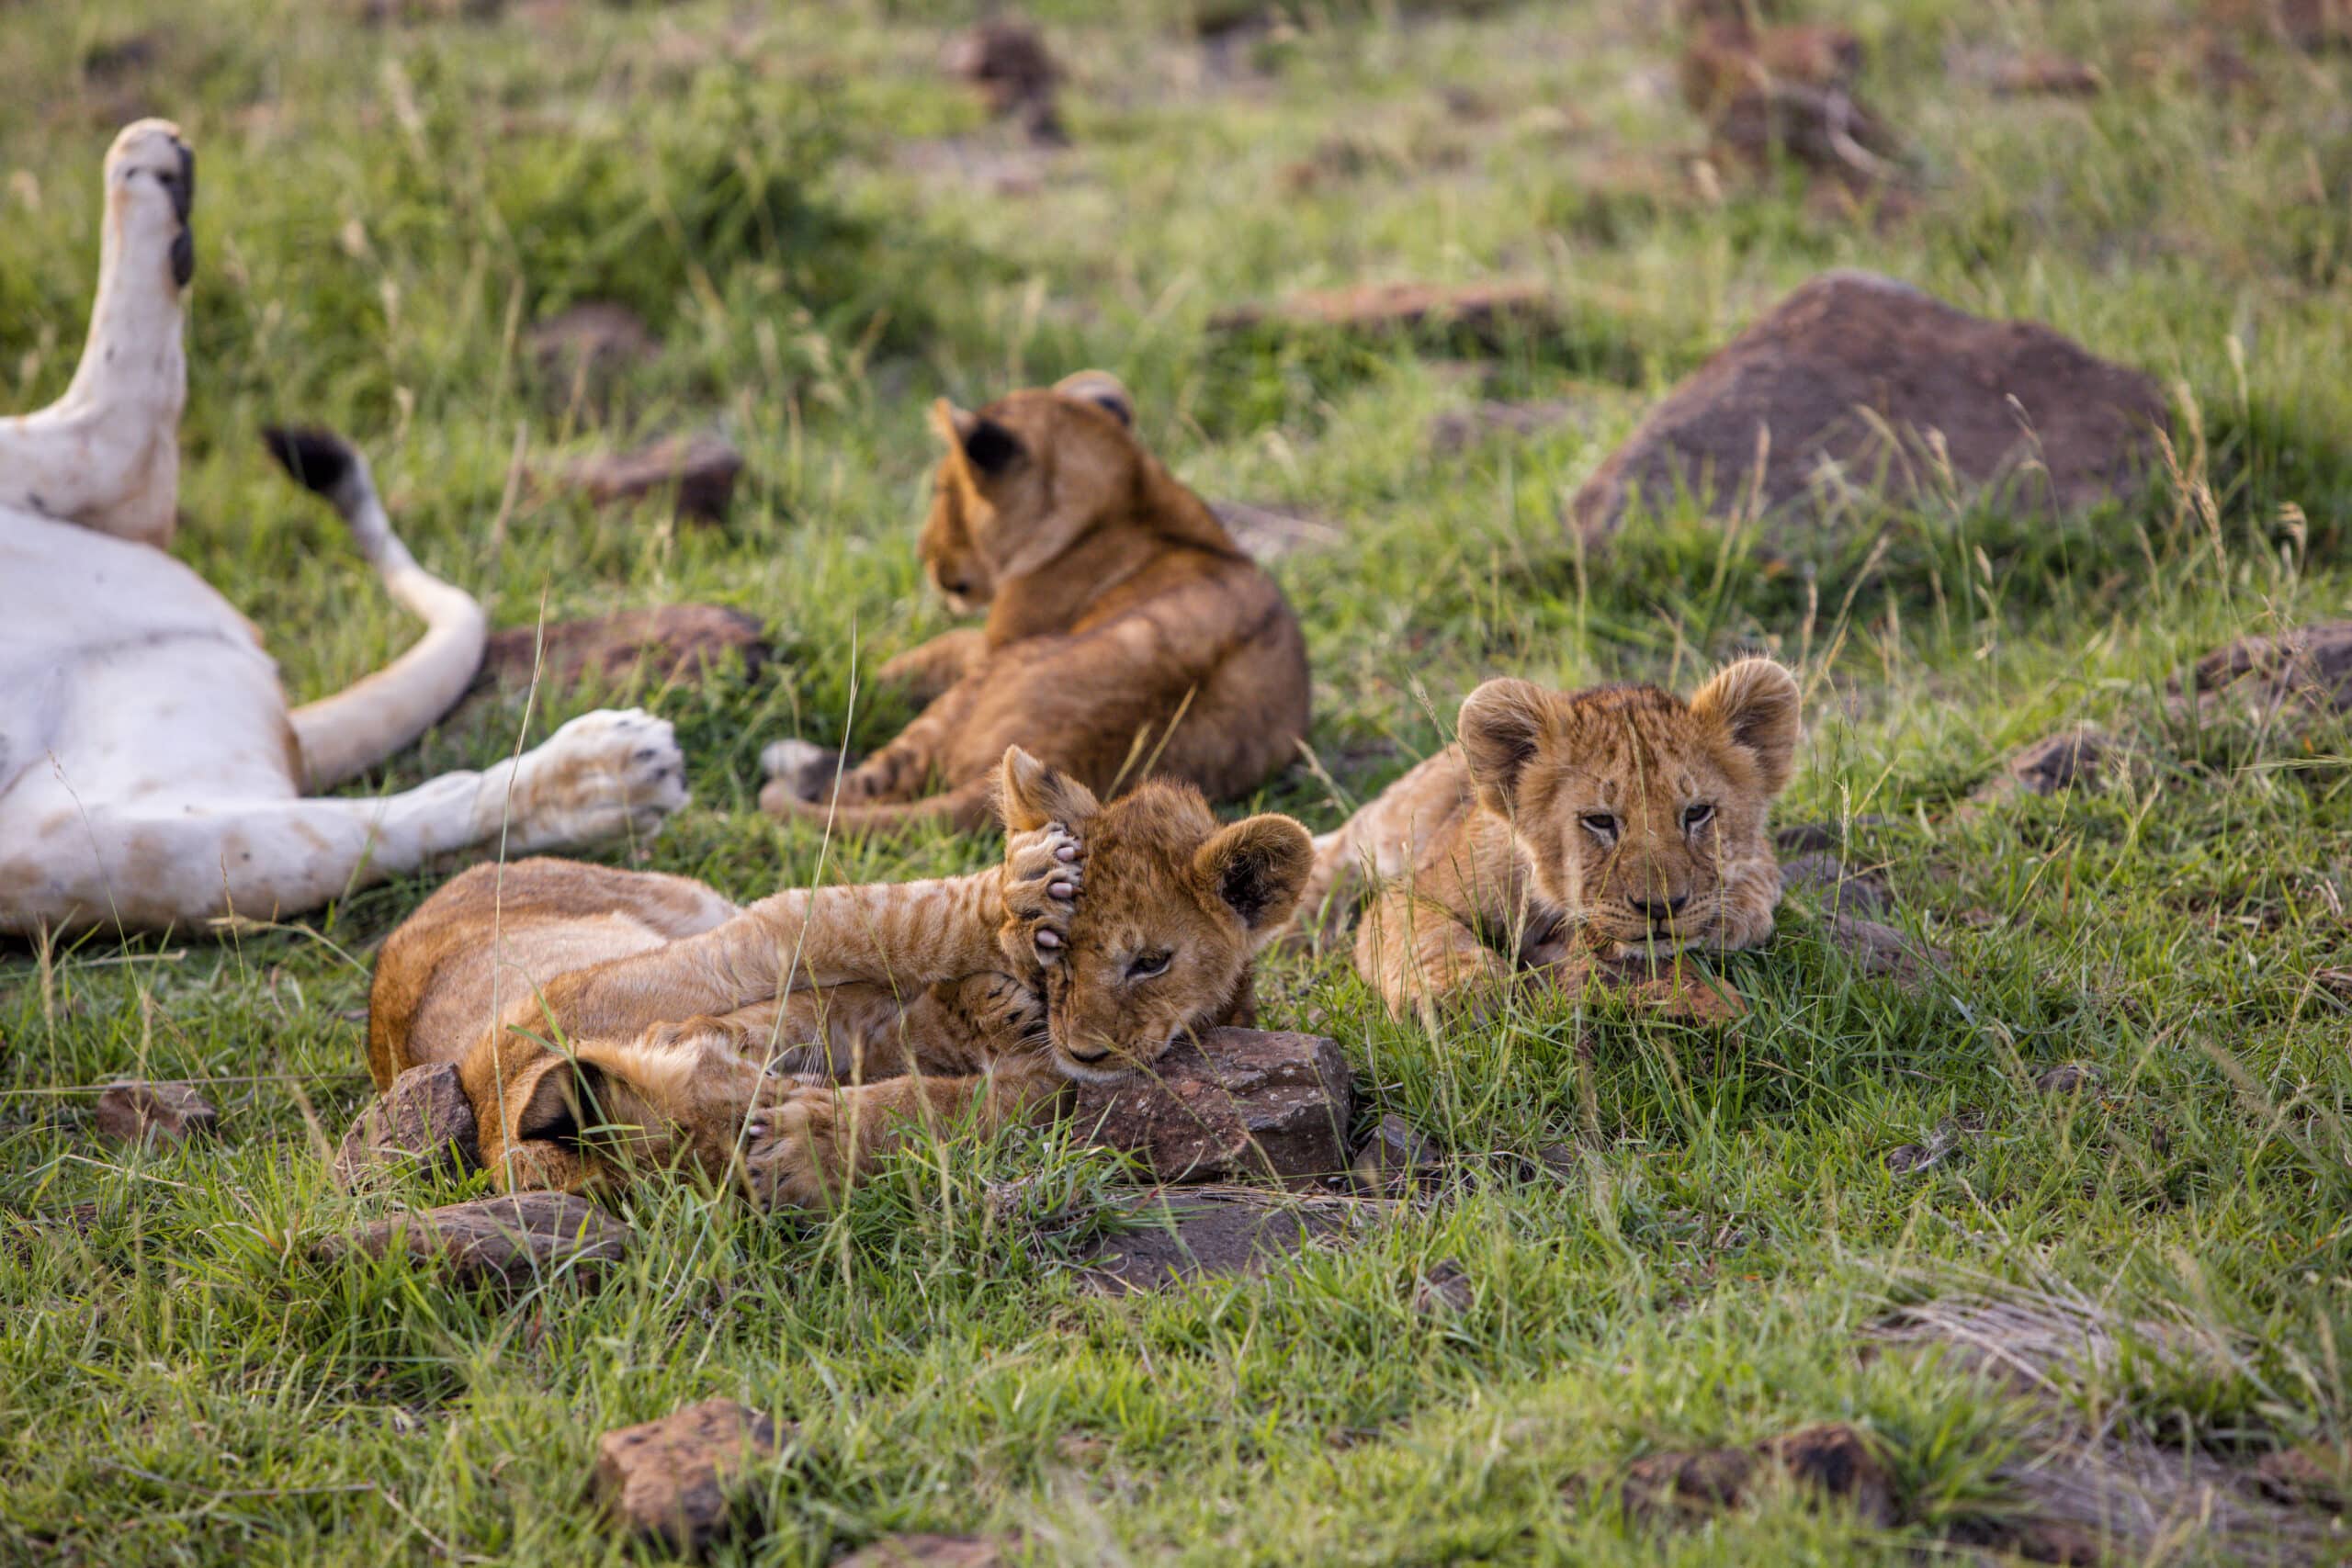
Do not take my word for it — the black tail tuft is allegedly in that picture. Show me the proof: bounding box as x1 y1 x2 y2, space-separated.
261 426 357 497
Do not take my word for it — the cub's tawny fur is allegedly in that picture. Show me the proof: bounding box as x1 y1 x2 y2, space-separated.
1300 659 1801 1022
759 371 1310 833
368 749 1313 1206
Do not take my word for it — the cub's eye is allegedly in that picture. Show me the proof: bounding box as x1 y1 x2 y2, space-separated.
1683 803 1715 830
1125 951 1171 981
1580 813 1619 839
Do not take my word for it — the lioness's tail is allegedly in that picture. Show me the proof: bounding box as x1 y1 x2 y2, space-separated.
264 426 489 793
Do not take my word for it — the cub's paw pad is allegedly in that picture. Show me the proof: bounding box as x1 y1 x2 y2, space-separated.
759 738 840 805
741 1089 844 1210
521 708 687 843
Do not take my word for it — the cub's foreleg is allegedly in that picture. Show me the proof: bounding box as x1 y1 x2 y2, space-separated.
1354 885 1516 1026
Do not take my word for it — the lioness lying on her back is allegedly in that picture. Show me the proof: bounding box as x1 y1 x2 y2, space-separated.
1298 659 1801 1023
368 748 1313 1205
759 371 1311 833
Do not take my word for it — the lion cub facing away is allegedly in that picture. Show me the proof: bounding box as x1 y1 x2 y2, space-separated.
1301 659 1801 1022
368 748 1314 1206
760 371 1311 833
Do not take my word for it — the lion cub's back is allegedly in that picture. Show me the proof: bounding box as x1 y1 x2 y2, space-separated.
367 858 739 1087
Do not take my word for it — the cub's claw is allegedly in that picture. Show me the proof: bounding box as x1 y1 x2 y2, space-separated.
1002 818 1084 965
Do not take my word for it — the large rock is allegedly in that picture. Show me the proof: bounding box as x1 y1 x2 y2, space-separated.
592 1398 786 1559
311 1192 629 1289
1076 1190 1366 1294
1567 272 2168 543
94 1081 216 1147
1070 1028 1354 1182
330 1064 483 1190
478 604 768 694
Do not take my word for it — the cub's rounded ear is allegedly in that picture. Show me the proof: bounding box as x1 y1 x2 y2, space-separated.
1193 814 1314 937
1457 677 1556 817
510 1055 609 1149
927 397 976 449
1052 369 1135 428
1690 657 1802 795
993 745 1101 833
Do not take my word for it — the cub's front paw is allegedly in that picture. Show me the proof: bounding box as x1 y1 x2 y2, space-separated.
741 1088 848 1210
1001 820 1082 966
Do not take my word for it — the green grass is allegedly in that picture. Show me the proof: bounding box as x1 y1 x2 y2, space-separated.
6 0 2352 1562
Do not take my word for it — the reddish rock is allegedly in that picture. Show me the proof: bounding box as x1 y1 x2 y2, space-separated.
1069 1028 1354 1181
1412 1258 1474 1316
311 1192 629 1289
550 433 742 523
330 1064 482 1190
1589 956 1748 1025
479 604 768 694
1758 1424 1897 1526
1622 1446 1758 1521
2033 1062 2102 1096
93 1081 216 1147
1567 273 2168 543
1979 726 2115 801
1210 279 1557 342
592 1398 786 1558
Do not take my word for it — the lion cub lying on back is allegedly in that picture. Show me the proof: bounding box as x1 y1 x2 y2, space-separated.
1300 659 1801 1022
760 371 1311 833
368 748 1313 1206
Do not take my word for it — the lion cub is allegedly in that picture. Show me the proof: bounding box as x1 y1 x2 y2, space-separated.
368 748 1313 1206
1301 659 1802 1021
760 371 1311 833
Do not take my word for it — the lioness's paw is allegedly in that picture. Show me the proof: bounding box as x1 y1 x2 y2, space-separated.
741 1088 846 1210
1001 819 1081 964
759 738 839 805
510 708 686 849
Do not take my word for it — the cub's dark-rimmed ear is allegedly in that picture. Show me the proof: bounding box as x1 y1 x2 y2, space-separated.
994 745 1101 833
1193 814 1314 936
510 1055 610 1148
1457 677 1557 816
1052 369 1134 427
1690 657 1802 795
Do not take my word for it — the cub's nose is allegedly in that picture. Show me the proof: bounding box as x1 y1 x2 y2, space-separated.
1066 1045 1111 1066
1628 894 1689 923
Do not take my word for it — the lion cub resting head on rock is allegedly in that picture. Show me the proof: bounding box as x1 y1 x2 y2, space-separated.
1299 659 1801 1024
368 748 1313 1206
760 370 1311 834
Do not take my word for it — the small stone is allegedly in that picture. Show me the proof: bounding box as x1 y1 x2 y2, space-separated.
1076 1190 1363 1293
591 1398 786 1559
1886 1120 1967 1176
1209 279 1558 344
1757 1424 1896 1527
2033 1062 2102 1096
1778 852 1892 916
1823 913 1947 986
1351 1113 1438 1195
837 1536 1009 1568
93 1081 216 1147
1413 1258 1474 1316
549 433 743 523
1209 501 1344 560
2187 620 2352 724
1069 1028 1354 1182
311 1192 629 1290
1991 52 2106 96
1974 726 2113 803
2250 1445 2346 1509
1533 1141 1578 1179
331 1064 481 1190
2315 968 2352 1001
526 301 657 400
1774 817 1894 855
1591 957 1748 1025
1623 1422 1892 1526
945 17 1064 142
478 605 768 695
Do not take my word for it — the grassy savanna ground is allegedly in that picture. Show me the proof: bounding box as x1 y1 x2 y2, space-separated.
6 0 2352 1562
